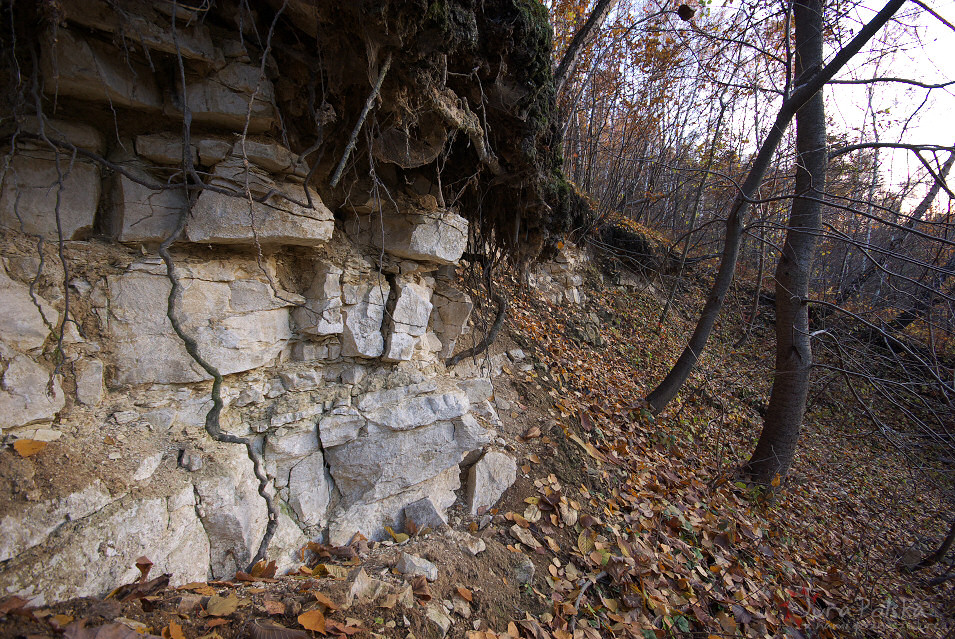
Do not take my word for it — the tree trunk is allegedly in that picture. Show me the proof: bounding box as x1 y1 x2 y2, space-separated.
645 0 906 415
746 0 827 484
553 0 617 98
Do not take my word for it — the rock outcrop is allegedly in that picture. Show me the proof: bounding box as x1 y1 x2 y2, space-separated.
0 0 553 603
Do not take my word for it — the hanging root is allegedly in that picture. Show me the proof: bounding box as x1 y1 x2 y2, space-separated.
158 214 279 573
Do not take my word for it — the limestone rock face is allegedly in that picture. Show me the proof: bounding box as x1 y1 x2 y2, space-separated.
108 174 187 243
0 355 66 429
186 184 334 247
59 0 223 68
384 279 433 362
341 278 390 358
194 446 268 578
176 63 277 133
73 358 104 406
0 269 57 352
0 487 209 605
293 262 344 336
327 466 460 546
134 133 198 167
232 140 296 173
466 451 517 516
41 29 163 111
0 152 100 240
108 260 294 386
432 284 473 358
0 481 112 563
374 210 468 264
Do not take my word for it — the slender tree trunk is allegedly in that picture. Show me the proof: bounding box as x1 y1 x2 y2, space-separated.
747 0 827 483
645 0 906 414
553 0 617 98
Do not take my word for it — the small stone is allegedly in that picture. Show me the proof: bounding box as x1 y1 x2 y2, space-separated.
447 529 486 556
452 596 471 619
394 552 438 582
108 451 122 460
466 451 517 516
111 411 139 424
178 449 203 472
425 604 453 638
511 555 535 585
507 348 526 361
403 498 448 532
347 567 388 606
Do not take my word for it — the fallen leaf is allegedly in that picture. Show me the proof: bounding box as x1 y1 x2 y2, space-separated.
298 609 327 634
0 595 31 615
13 439 47 457
51 613 75 628
248 619 308 639
264 600 285 615
64 620 162 639
521 426 542 440
165 621 185 639
136 556 153 584
456 587 473 602
411 575 432 602
205 618 230 629
206 593 239 617
313 592 340 611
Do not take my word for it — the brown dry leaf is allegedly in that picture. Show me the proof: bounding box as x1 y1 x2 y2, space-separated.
577 531 595 555
297 609 327 634
206 593 239 617
0 595 30 615
248 619 308 639
313 564 348 580
507 621 520 637
528 454 541 464
13 439 47 457
411 575 432 602
135 556 153 583
51 613 75 628
178 583 217 596
456 587 473 602
205 618 230 629
165 621 186 639
325 619 361 636
264 600 285 616
378 593 398 609
521 426 542 441
313 592 340 611
64 620 162 639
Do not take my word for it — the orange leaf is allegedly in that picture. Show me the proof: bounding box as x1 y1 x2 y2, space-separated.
456 587 473 602
166 621 186 639
313 592 340 611
298 609 327 634
13 439 47 457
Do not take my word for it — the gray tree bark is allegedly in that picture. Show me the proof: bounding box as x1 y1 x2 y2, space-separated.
746 0 827 484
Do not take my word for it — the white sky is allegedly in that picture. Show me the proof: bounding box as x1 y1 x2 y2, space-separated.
707 0 955 198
